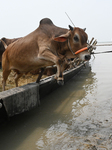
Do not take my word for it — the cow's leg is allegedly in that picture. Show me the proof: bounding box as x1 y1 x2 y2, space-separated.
36 68 45 83
61 59 69 72
2 70 11 91
55 59 65 85
14 73 23 87
38 51 64 85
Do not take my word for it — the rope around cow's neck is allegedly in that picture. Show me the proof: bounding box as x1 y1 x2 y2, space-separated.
68 39 76 55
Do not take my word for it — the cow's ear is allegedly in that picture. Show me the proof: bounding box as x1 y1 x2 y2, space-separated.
53 30 71 42
53 37 67 42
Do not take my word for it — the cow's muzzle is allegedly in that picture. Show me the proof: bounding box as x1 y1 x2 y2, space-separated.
85 55 91 60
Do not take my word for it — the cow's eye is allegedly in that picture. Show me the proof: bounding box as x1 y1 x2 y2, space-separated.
74 35 79 42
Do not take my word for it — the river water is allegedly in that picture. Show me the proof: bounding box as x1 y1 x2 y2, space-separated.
0 44 112 150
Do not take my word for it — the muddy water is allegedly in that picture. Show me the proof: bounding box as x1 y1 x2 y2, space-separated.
0 44 112 150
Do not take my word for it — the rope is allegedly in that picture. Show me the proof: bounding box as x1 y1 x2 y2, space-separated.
68 40 75 55
91 51 112 54
96 44 112 46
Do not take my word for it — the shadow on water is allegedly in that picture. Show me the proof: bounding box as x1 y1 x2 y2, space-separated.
0 63 98 150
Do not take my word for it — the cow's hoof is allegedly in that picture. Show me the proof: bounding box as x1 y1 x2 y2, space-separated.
50 76 57 83
57 80 64 86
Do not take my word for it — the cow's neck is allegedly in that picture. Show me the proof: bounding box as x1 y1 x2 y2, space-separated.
58 40 76 57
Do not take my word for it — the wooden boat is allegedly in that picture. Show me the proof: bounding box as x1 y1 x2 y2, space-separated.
0 62 87 123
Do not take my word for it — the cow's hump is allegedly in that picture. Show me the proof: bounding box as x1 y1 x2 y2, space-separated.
40 18 53 25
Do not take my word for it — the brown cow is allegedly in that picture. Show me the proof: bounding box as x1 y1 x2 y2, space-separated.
2 18 90 91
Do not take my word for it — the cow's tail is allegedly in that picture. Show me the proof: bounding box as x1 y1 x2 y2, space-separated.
0 39 7 49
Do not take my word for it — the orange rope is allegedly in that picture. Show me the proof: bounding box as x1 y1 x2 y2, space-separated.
75 47 88 55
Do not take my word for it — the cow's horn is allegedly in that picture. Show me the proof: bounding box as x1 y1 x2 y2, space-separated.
83 28 86 31
69 25 74 31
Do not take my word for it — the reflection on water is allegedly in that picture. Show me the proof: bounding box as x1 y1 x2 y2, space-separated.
36 65 100 150
1 44 112 150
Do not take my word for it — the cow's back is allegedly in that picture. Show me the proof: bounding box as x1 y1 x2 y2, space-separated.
2 18 68 70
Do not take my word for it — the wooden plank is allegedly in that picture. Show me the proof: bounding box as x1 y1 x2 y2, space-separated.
0 83 39 117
